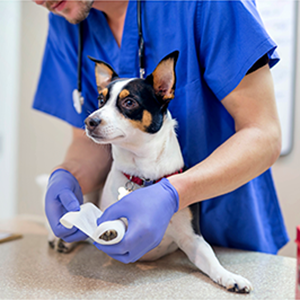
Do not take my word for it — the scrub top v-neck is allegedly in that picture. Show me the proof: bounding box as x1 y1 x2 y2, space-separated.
88 1 140 78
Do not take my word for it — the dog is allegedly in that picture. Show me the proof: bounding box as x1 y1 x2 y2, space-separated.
83 51 253 293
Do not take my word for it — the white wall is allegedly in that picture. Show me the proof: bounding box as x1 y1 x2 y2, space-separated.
0 1 21 219
16 2 71 219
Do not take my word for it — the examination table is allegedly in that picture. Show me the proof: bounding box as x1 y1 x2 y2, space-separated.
0 218 295 299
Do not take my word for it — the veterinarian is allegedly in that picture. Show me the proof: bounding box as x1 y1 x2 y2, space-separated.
33 0 289 263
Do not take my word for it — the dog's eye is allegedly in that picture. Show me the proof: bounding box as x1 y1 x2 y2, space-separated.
122 98 138 109
98 94 105 108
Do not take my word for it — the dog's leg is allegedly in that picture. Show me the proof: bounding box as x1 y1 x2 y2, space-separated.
169 208 253 293
179 234 253 293
139 236 178 261
48 235 80 253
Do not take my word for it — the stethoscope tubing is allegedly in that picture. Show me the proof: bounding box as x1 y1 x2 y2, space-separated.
77 22 84 94
137 0 145 79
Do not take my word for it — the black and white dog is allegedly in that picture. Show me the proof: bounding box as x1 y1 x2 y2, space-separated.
85 51 253 293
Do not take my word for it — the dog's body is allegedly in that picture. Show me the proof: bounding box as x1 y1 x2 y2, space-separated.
83 51 253 293
99 108 183 261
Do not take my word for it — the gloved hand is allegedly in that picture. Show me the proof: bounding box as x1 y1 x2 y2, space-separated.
94 178 179 263
45 169 88 243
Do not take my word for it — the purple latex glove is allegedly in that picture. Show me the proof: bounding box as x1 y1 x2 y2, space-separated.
94 178 179 263
45 169 88 243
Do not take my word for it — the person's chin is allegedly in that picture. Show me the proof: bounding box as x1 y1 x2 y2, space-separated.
62 10 88 24
54 0 93 24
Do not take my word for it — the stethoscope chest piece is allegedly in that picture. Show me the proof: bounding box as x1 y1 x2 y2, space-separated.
72 89 84 114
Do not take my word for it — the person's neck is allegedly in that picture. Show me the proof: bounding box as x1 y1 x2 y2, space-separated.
92 1 129 47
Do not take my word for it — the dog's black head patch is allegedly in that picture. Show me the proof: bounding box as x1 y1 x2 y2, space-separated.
115 79 165 133
88 51 179 134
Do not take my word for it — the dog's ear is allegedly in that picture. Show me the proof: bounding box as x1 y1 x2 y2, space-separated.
145 51 179 108
88 56 119 93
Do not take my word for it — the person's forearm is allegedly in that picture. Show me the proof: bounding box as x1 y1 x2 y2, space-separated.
54 128 112 195
169 122 281 210
169 65 281 210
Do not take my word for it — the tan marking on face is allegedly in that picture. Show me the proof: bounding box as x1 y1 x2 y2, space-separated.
130 110 153 132
163 93 175 100
119 89 130 99
142 110 152 128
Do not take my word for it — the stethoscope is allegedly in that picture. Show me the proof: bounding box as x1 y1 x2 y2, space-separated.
73 0 144 114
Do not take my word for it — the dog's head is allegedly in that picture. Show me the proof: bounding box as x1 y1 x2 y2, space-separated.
85 51 179 145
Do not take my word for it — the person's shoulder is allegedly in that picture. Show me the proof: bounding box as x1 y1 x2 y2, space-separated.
199 0 256 5
199 0 257 11
198 0 261 27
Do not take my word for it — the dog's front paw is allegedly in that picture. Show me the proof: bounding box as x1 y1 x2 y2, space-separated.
99 230 118 241
48 236 79 254
213 270 253 293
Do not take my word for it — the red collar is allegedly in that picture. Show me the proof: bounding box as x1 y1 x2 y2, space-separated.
123 169 183 187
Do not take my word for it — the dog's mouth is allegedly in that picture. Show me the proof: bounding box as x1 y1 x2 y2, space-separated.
85 124 126 144
87 132 125 144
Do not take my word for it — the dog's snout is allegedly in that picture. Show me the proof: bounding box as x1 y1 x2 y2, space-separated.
85 117 101 131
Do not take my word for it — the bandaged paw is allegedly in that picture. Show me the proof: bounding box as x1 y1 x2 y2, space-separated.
59 202 126 245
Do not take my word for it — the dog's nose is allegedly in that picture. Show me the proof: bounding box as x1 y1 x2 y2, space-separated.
85 117 101 131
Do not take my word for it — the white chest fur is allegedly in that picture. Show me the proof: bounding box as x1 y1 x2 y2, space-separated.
100 112 184 210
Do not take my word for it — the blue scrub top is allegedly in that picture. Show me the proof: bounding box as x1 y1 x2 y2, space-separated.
33 0 289 254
